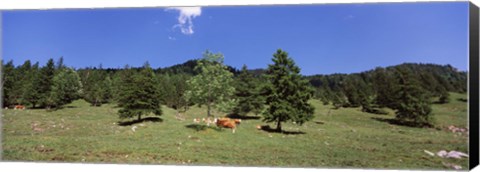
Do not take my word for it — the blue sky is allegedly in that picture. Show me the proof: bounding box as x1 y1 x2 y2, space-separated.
2 2 469 75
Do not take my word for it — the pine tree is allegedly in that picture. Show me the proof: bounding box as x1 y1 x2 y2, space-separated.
38 59 56 108
372 67 398 108
392 67 434 127
233 64 265 116
438 87 450 104
16 60 33 105
262 49 315 132
2 60 16 107
23 62 41 108
118 63 162 121
342 76 363 107
157 74 176 108
331 91 347 109
185 51 237 117
83 70 112 106
48 68 83 108
170 73 191 112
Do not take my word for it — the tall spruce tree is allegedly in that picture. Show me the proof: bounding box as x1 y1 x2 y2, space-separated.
233 64 265 116
38 59 56 108
16 60 33 105
262 49 315 132
23 62 41 108
118 63 162 121
392 67 434 127
185 51 236 117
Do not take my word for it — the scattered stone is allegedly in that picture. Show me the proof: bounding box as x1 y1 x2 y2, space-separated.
437 150 469 159
131 126 138 132
424 150 435 156
437 150 448 157
442 162 462 170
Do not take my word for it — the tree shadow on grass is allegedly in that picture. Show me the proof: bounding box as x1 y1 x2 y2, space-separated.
371 117 433 128
117 117 163 126
226 113 261 120
457 98 468 102
185 124 223 132
259 125 306 135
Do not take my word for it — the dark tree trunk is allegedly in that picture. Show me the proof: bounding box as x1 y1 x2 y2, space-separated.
207 102 211 117
137 114 141 121
276 120 282 132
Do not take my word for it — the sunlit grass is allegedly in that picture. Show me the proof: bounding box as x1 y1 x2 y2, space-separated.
2 93 469 169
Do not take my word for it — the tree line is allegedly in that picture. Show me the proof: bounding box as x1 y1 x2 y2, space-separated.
307 63 467 127
1 49 314 132
1 51 467 129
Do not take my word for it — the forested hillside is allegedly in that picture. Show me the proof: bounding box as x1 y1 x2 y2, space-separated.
2 59 467 109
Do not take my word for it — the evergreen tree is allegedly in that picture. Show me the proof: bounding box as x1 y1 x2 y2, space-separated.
185 51 237 117
331 91 347 109
392 67 434 127
118 63 162 121
372 67 398 108
2 60 16 107
48 68 83 108
262 49 315 132
157 74 176 108
233 64 265 116
38 59 56 108
83 70 112 106
342 76 363 107
16 60 33 105
170 73 191 112
438 87 450 104
23 62 41 108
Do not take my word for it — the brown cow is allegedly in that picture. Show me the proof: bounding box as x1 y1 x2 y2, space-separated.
14 105 25 110
216 118 241 133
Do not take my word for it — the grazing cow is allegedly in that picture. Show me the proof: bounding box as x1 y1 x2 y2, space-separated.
202 117 215 126
193 118 201 123
216 118 241 133
14 105 25 110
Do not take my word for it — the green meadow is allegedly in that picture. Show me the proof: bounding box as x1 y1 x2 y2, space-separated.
2 93 469 170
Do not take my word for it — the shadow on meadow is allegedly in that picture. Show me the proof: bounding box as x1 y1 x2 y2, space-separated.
117 117 163 126
258 125 306 135
371 117 434 128
185 124 224 132
225 113 261 120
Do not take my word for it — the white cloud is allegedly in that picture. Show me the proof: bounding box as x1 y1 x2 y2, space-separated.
166 7 202 35
168 36 176 40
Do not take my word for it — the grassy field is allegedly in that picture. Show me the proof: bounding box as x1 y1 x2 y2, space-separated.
1 93 469 170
